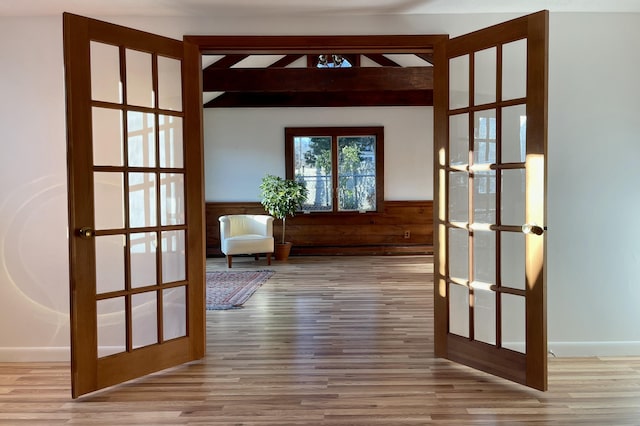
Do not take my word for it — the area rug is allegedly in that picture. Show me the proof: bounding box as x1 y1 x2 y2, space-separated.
206 270 274 310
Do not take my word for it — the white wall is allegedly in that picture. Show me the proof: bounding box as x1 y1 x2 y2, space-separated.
546 13 640 355
204 107 433 202
1 11 640 361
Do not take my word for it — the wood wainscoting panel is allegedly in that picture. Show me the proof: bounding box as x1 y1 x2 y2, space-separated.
206 200 433 256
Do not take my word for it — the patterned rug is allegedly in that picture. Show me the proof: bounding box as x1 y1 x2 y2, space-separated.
206 270 274 310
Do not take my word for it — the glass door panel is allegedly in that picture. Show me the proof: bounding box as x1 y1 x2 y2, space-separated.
90 41 121 104
160 173 185 226
474 47 496 105
502 105 527 163
94 172 125 230
501 232 526 291
449 55 469 109
448 171 468 223
92 107 123 167
158 56 183 111
449 113 469 166
449 284 469 338
501 169 526 226
448 228 468 281
125 49 154 108
473 231 495 284
501 293 526 353
473 287 496 345
159 115 184 168
97 297 126 358
163 286 187 340
502 39 527 101
162 230 186 283
127 111 156 167
131 292 158 349
130 232 157 289
95 235 125 294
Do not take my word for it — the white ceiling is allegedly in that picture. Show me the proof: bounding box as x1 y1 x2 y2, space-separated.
2 0 640 17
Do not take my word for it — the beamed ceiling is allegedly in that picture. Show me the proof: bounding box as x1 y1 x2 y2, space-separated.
202 52 434 108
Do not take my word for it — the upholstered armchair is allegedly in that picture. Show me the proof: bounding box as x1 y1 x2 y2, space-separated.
218 215 275 268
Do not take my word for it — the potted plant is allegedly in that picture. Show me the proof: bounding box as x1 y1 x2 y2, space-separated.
259 174 308 260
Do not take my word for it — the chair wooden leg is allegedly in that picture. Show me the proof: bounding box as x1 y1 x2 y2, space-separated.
226 255 232 268
254 254 259 261
266 253 272 265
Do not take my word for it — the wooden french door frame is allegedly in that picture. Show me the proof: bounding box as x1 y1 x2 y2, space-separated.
66 15 546 396
433 11 548 391
64 13 205 398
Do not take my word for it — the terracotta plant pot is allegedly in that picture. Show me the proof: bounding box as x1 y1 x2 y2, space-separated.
274 242 292 261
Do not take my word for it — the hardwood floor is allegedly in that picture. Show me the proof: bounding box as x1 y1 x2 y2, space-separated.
2 256 640 425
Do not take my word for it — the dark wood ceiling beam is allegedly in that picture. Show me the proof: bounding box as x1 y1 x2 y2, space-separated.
416 53 434 64
363 54 401 67
185 35 444 54
204 90 433 108
202 67 433 92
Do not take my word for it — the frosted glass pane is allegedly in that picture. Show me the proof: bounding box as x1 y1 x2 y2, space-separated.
159 115 183 168
97 297 125 357
501 169 525 226
160 173 185 226
448 228 468 281
449 113 468 166
94 172 124 230
473 231 495 284
474 109 496 165
473 170 496 225
132 291 158 349
130 232 156 289
474 288 496 345
502 293 525 353
449 55 469 109
158 56 182 111
162 230 185 283
126 49 154 107
95 235 125 294
127 111 155 167
501 232 526 290
448 171 468 223
90 41 121 104
449 284 469 338
129 172 157 228
92 107 123 167
502 105 527 163
502 39 527 101
163 286 187 340
474 47 496 105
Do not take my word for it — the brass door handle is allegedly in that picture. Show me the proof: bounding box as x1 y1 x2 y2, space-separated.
522 224 545 235
78 227 95 239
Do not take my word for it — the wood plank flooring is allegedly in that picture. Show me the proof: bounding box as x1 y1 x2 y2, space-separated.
2 256 640 424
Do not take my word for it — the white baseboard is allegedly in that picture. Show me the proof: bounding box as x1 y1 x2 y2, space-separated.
0 347 70 362
548 341 640 357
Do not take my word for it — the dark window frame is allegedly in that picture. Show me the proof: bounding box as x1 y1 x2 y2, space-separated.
285 126 384 214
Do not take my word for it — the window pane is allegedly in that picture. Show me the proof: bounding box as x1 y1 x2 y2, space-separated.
337 135 376 211
127 111 155 168
90 41 121 104
129 172 157 228
126 48 154 108
294 136 332 211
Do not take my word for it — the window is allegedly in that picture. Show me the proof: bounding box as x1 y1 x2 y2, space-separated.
285 127 384 213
